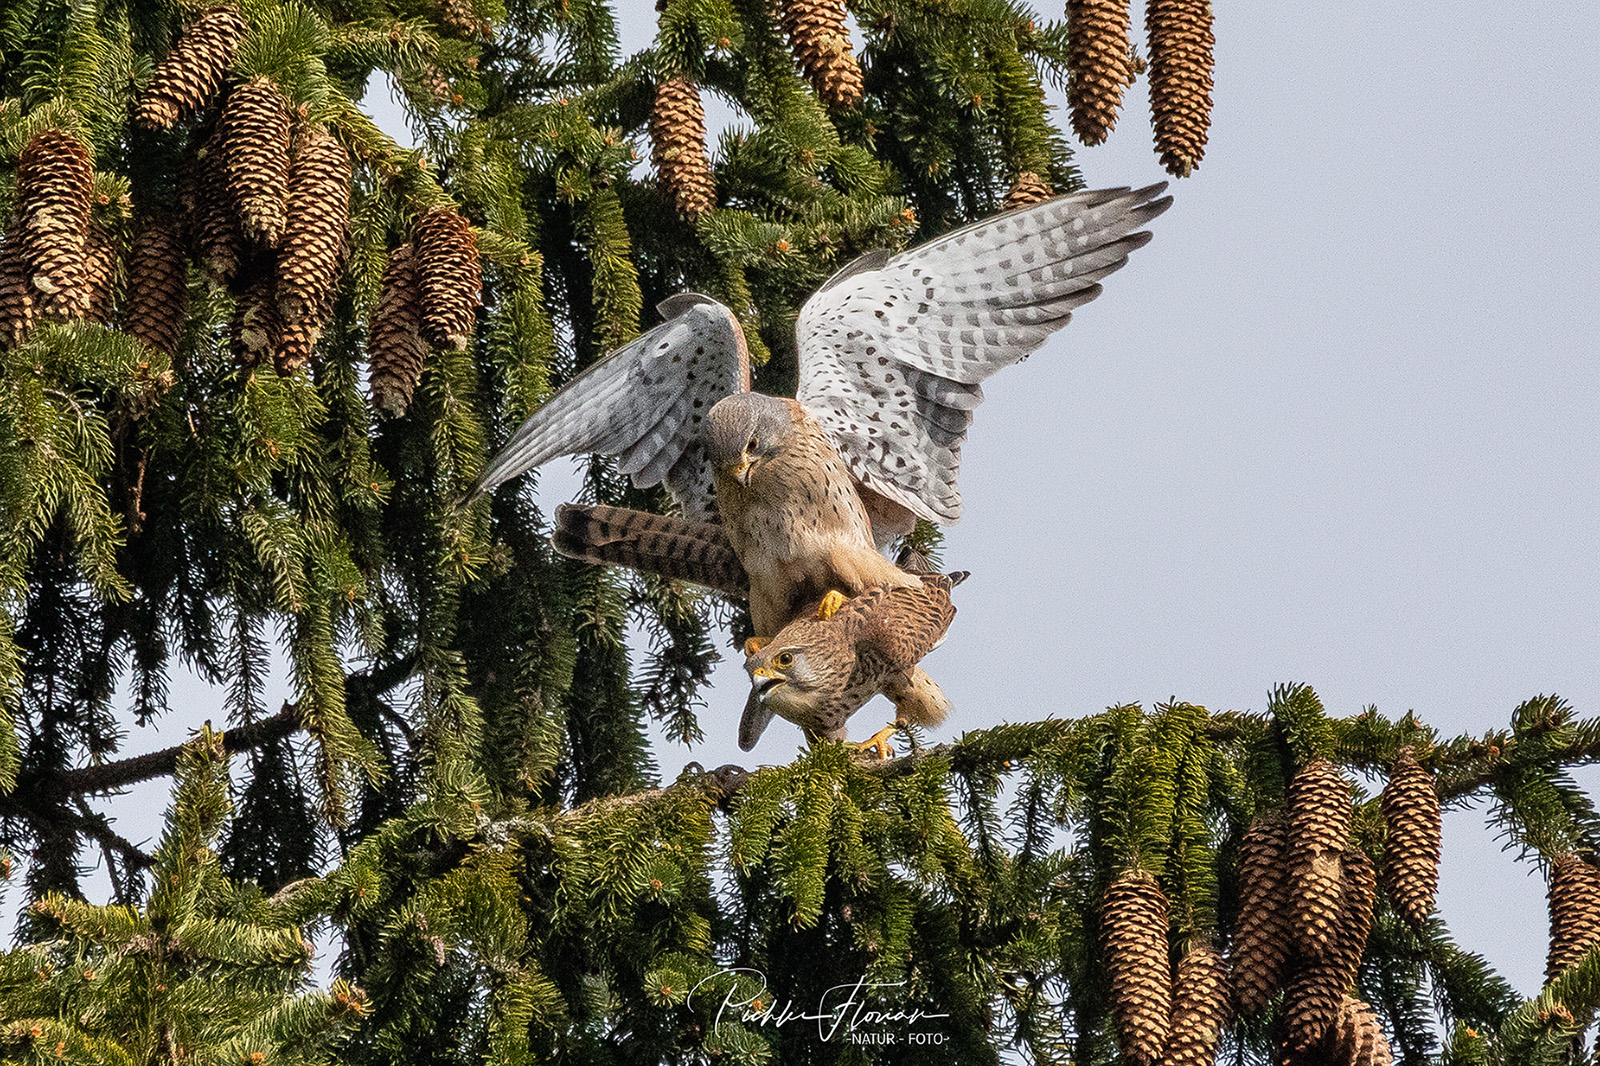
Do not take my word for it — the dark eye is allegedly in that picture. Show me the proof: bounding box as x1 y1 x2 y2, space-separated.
747 436 759 451
773 651 794 669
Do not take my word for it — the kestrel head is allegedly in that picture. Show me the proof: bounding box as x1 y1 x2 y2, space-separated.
706 393 793 486
740 621 853 745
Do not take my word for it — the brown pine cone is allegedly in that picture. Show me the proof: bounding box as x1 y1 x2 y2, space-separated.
368 243 430 417
274 121 351 373
1067 0 1132 145
650 78 717 219
1288 758 1353 959
124 218 190 357
412 205 481 350
229 268 278 368
1163 944 1229 1066
0 227 37 349
1546 853 1600 983
1282 846 1376 1054
82 217 121 324
1380 747 1441 930
16 127 95 322
221 77 292 246
1326 996 1393 1066
777 0 864 110
183 125 246 287
274 319 317 376
1146 0 1213 176
1003 171 1053 210
438 0 477 35
136 5 249 129
1231 814 1294 1015
1101 871 1171 1066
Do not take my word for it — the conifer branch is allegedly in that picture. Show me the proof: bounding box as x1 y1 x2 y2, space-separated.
571 741 974 817
21 703 302 799
64 802 154 871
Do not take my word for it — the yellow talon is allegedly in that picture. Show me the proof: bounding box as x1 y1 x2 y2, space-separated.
816 590 849 620
856 724 897 760
744 636 768 657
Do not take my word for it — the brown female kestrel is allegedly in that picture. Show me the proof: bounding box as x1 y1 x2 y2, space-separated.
740 575 961 754
477 183 1172 641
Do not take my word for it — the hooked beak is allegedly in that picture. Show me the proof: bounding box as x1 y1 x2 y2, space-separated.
751 672 784 702
730 454 753 486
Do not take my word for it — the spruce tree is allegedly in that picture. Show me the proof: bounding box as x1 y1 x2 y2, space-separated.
0 1 1595 1064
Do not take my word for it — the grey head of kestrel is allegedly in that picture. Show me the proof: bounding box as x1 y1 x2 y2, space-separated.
704 392 795 487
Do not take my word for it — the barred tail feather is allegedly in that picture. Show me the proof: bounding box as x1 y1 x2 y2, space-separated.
553 504 749 597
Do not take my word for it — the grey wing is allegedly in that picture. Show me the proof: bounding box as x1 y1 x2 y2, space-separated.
476 295 750 521
794 183 1171 523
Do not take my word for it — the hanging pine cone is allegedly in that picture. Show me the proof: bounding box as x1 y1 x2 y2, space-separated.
1066 0 1132 145
1164 944 1229 1066
221 76 292 247
1101 871 1171 1066
17 127 94 322
124 218 190 358
0 227 36 349
1380 746 1441 931
1546 853 1600 983
1004 171 1052 210
274 122 351 374
1231 814 1294 1015
229 268 278 368
1288 758 1353 960
368 243 430 417
275 319 317 376
82 218 121 325
650 78 717 220
135 4 249 129
184 126 246 287
777 0 864 110
438 0 477 35
1327 996 1393 1066
1282 846 1376 1054
413 205 481 350
419 64 454 103
1146 0 1213 176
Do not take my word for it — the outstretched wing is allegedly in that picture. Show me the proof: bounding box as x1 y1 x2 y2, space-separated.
794 183 1172 524
476 295 750 520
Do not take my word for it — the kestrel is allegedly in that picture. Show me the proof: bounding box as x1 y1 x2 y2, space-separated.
478 182 1172 641
740 574 962 754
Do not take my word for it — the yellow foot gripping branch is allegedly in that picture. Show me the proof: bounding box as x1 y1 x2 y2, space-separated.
856 723 899 760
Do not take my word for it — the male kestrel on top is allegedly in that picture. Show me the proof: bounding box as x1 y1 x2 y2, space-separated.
478 183 1173 646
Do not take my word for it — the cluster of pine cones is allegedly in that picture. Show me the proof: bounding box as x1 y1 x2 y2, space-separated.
368 206 483 418
1066 0 1213 176
649 0 864 219
1 3 481 414
1100 751 1447 1066
1100 872 1229 1066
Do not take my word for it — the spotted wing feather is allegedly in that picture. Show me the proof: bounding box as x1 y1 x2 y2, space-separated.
795 183 1172 523
844 577 957 672
477 295 750 520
